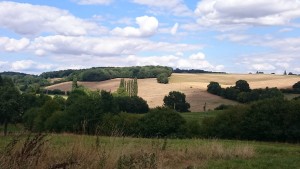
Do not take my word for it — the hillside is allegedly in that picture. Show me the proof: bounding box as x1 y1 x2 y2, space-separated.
45 73 300 112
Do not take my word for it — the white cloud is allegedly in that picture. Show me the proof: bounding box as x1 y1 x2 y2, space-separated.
73 0 112 5
170 23 179 35
276 62 290 69
279 28 294 33
0 1 106 36
189 52 205 60
0 37 30 52
216 34 250 42
111 16 158 37
30 35 201 56
251 63 276 71
125 52 223 71
0 61 8 67
132 0 192 16
294 68 300 72
263 37 300 52
11 60 53 72
195 0 300 29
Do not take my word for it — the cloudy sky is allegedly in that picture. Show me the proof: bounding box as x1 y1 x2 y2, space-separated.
1 0 300 74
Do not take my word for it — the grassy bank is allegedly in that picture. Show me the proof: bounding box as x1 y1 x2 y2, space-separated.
1 134 299 169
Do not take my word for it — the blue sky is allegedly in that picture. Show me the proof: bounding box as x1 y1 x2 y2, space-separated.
1 0 300 74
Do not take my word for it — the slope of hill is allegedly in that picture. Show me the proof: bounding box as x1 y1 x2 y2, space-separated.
45 73 300 112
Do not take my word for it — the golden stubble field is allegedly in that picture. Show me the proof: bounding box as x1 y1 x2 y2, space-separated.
46 73 300 112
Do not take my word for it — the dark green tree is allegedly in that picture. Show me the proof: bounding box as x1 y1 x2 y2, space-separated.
292 81 300 89
163 91 190 112
72 76 78 91
207 82 222 95
138 108 186 137
0 77 21 135
235 80 251 92
133 78 138 96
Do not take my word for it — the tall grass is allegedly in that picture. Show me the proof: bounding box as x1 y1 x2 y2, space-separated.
0 133 255 169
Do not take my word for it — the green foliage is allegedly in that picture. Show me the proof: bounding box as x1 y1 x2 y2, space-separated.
41 66 172 81
0 72 50 92
72 76 78 90
156 73 169 84
292 81 300 89
116 78 138 97
116 96 149 114
163 91 190 112
138 108 186 137
207 82 222 95
201 98 300 142
214 104 233 110
80 69 110 81
99 113 141 136
208 80 284 103
235 80 251 92
0 77 22 135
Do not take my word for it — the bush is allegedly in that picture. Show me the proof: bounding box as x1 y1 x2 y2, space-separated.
156 73 169 84
214 104 233 110
116 96 149 114
138 107 186 137
293 81 300 89
207 82 222 95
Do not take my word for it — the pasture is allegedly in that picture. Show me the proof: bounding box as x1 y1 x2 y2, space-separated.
45 73 300 112
0 133 299 169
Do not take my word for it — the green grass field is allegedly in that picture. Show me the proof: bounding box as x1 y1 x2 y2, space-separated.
0 134 299 169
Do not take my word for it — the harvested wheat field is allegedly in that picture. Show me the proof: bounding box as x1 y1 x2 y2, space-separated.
46 73 300 112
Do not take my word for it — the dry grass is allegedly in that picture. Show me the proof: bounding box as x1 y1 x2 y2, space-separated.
45 73 300 112
0 133 255 169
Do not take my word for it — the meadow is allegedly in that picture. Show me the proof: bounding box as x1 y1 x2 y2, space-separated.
0 133 299 169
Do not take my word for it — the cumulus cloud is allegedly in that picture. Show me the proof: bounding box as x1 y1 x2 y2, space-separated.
125 52 224 71
170 23 179 35
0 1 106 36
189 52 205 60
263 37 300 52
11 60 53 72
132 0 192 16
0 37 30 52
73 0 112 5
195 0 300 29
251 63 276 71
111 16 158 37
30 35 200 56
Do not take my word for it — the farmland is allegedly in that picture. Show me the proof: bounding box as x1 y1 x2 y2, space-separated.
46 73 300 111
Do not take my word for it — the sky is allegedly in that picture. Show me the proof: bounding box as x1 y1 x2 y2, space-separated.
1 0 300 75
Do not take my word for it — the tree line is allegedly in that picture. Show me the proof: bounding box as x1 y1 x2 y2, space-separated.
201 98 300 142
40 66 173 81
207 80 284 103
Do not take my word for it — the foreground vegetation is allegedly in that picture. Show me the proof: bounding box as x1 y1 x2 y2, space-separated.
0 133 299 169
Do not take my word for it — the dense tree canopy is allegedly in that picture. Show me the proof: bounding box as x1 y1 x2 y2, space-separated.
163 91 190 112
0 77 22 135
207 82 222 95
293 81 300 89
235 80 251 92
138 108 186 137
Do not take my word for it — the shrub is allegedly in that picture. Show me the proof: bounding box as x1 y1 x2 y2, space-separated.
138 107 186 137
156 73 169 84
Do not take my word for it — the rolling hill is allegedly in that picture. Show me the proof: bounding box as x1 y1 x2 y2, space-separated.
46 73 300 112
